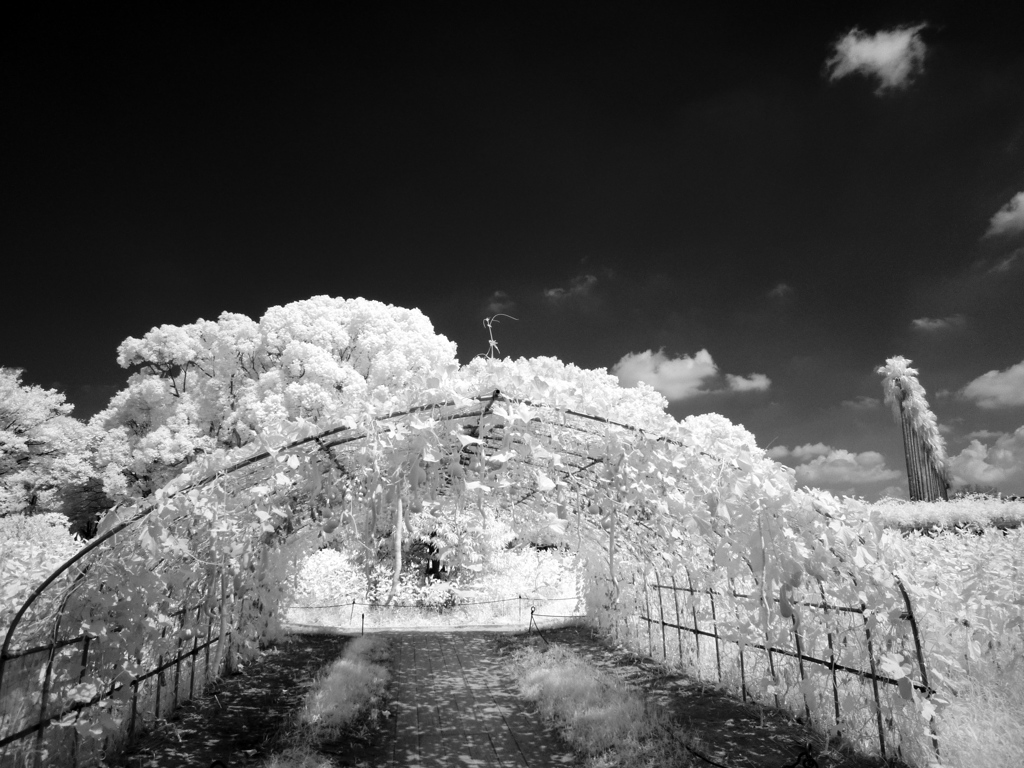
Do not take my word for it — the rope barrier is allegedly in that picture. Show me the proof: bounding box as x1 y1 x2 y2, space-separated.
289 594 580 610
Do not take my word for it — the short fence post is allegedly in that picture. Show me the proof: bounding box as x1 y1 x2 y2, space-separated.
204 614 212 683
765 622 780 709
819 584 841 727
655 571 668 661
35 643 59 768
190 605 200 700
671 572 684 665
895 577 940 759
643 571 654 658
709 588 722 683
631 572 638 648
730 579 747 702
792 613 811 721
174 611 183 709
129 680 138 741
687 570 701 662
862 603 887 759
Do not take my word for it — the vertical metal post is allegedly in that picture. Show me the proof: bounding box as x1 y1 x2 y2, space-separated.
129 681 138 742
819 584 841 727
730 580 746 702
709 589 722 682
174 612 183 709
155 625 167 721
204 615 212 685
72 635 92 768
671 573 684 665
35 643 59 768
189 605 200 700
792 614 811 721
862 604 886 759
687 570 701 661
766 623 780 709
655 572 668 661
895 577 940 759
643 572 654 658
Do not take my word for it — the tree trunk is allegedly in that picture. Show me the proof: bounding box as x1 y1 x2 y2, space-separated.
386 490 403 605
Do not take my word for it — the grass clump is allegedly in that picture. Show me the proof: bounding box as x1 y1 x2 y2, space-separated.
933 660 1024 768
512 643 693 768
262 635 392 768
260 745 335 768
297 636 392 739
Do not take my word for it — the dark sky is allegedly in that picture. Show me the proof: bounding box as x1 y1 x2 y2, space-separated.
3 5 1023 499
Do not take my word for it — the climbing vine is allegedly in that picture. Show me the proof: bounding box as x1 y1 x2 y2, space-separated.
3 356 955 764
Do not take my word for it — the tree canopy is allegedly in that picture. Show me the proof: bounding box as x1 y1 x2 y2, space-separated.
94 296 458 496
0 368 125 518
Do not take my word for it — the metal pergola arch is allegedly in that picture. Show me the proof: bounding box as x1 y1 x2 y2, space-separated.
1 385 949 768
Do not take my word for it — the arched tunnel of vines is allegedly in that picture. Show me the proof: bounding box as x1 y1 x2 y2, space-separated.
0 355 1013 768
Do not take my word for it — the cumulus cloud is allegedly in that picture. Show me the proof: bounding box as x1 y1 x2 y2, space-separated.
613 349 770 401
965 429 1005 440
880 484 908 500
613 349 718 400
768 443 831 461
842 396 881 410
911 314 965 332
768 282 794 300
543 274 597 304
770 443 901 490
726 373 771 392
984 192 1024 239
948 427 1024 495
961 360 1024 408
826 24 927 93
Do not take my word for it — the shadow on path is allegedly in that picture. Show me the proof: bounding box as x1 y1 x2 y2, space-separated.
111 634 352 768
329 632 577 767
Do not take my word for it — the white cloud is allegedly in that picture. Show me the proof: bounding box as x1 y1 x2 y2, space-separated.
613 349 770 401
826 24 927 93
726 373 771 392
948 427 1024 495
961 360 1024 408
987 248 1023 274
911 314 965 332
880 484 908 500
768 282 794 300
543 274 597 304
842 396 880 410
771 443 901 489
485 290 516 315
965 429 1005 440
612 349 718 400
768 442 832 461
984 192 1024 239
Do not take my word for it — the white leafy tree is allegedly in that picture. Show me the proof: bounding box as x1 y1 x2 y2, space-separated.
94 296 459 495
0 368 126 519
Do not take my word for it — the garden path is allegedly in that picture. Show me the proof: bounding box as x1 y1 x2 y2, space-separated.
340 631 576 767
